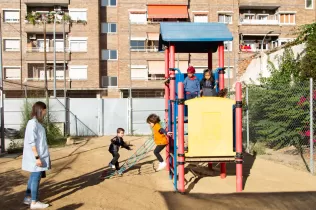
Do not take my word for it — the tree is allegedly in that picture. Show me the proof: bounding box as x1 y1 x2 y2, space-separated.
292 22 316 80
247 47 309 149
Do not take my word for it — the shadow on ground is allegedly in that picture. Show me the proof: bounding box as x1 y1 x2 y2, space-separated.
0 156 157 210
184 153 256 192
159 191 316 210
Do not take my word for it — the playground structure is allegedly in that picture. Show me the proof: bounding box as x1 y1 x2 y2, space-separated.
159 22 243 193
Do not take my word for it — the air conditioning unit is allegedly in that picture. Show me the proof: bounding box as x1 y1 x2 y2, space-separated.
29 34 36 40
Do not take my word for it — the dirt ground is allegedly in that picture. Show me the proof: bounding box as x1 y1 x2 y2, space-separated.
1 136 316 210
259 146 316 173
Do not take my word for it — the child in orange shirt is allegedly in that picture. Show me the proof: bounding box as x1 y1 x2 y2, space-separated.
146 114 172 171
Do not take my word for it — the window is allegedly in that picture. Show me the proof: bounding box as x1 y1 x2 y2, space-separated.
131 65 148 80
37 39 49 52
224 41 233 51
224 66 234 79
39 70 50 80
244 14 255 20
55 40 64 52
101 23 117 33
101 0 117 7
69 65 88 80
218 14 232 24
129 12 147 24
4 39 20 51
102 76 118 87
56 70 65 80
4 67 20 80
193 14 208 23
3 10 19 22
69 9 87 21
130 40 145 51
258 14 268 20
69 38 87 52
102 50 118 60
279 13 295 24
306 0 313 9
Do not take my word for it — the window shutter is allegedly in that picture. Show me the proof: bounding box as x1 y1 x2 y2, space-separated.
5 67 20 79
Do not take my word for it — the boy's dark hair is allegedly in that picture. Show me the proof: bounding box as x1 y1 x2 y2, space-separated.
218 88 228 98
117 128 125 133
31 101 47 122
146 114 161 124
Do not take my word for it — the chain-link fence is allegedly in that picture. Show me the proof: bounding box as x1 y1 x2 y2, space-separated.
243 79 315 175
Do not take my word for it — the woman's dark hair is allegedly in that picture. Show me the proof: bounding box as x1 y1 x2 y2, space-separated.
31 101 47 122
218 88 228 98
146 114 161 124
202 69 215 83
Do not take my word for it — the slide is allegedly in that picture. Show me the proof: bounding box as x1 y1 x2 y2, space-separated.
104 137 156 179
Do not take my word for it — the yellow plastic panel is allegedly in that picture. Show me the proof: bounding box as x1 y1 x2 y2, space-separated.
185 97 235 157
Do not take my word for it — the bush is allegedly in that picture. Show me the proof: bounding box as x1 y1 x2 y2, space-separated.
20 100 65 146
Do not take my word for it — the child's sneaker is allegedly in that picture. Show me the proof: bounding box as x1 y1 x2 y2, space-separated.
157 162 167 171
116 170 123 176
109 162 115 169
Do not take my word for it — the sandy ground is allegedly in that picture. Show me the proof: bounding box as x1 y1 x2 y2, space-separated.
1 136 316 210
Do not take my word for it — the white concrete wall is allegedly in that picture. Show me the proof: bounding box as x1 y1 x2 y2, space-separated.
240 44 306 85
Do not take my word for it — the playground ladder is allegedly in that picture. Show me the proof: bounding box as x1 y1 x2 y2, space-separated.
104 137 156 179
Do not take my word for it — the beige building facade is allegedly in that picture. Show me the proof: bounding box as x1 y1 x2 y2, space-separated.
1 0 315 98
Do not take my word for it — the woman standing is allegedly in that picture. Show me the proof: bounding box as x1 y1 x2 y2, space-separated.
22 101 50 209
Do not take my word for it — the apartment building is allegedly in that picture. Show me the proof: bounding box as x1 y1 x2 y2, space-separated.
1 0 99 98
1 0 315 98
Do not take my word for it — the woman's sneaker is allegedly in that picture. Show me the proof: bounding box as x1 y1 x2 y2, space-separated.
157 162 166 171
30 201 49 209
23 197 31 205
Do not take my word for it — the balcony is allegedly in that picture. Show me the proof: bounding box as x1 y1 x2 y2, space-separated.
131 46 159 53
24 23 70 33
24 11 71 32
24 0 70 5
240 18 279 25
25 47 71 61
239 0 280 9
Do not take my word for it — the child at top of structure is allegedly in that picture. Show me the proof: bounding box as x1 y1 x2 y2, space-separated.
101 128 132 178
184 66 200 100
218 88 228 98
146 114 172 171
200 69 218 97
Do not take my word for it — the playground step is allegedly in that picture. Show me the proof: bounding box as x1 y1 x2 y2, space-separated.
185 156 236 163
104 137 155 179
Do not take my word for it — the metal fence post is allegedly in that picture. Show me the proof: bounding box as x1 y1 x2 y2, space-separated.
310 78 314 175
246 86 250 153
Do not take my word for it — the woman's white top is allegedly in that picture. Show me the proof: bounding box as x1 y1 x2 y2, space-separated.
22 118 51 172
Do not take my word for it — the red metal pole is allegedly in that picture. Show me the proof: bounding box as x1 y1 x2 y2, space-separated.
218 42 225 90
218 42 226 177
235 82 243 192
208 50 213 170
178 82 185 193
220 163 226 179
165 48 170 172
169 44 176 174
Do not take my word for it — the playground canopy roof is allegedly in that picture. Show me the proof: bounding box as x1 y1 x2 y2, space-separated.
159 22 233 53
